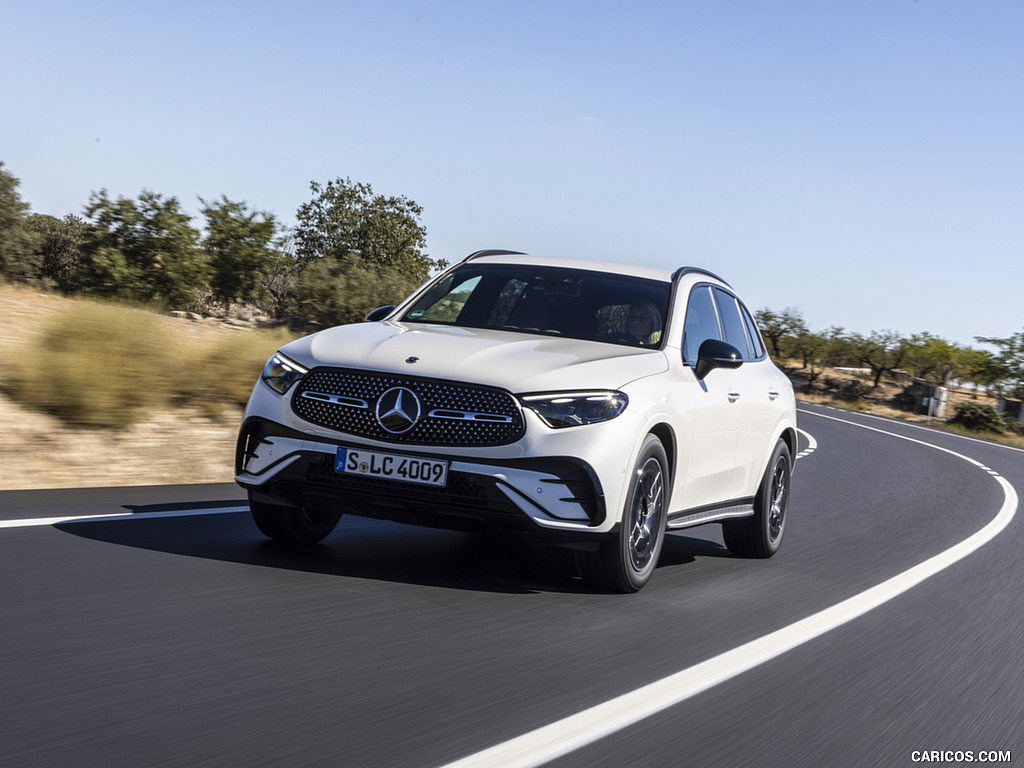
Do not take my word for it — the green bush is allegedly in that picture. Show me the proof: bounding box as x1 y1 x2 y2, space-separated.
948 401 1006 433
286 254 422 328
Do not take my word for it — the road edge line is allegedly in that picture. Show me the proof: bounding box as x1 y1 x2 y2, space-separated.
0 506 249 529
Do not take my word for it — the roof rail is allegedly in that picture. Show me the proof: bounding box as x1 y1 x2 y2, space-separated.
462 249 527 262
671 266 731 287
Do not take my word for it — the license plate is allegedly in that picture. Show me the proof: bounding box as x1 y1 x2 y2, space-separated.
335 447 448 487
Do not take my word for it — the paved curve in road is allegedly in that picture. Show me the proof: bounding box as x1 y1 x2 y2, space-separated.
1 402 1021 768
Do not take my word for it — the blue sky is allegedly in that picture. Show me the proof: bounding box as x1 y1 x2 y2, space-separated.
3 1 1022 346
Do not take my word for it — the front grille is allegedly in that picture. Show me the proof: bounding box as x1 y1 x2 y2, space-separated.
291 368 525 446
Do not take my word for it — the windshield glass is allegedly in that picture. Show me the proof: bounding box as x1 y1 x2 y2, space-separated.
402 264 671 347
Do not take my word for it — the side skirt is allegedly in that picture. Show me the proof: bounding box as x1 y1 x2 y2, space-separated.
666 498 754 530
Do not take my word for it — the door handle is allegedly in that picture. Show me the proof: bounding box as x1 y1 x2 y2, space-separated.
728 392 741 403
768 391 780 401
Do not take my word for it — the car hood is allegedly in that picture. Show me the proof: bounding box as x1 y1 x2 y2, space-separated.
281 322 668 392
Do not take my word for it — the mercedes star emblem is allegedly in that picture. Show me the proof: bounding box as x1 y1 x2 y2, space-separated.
375 387 423 434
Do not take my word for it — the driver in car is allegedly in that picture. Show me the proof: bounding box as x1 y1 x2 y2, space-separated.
627 302 663 345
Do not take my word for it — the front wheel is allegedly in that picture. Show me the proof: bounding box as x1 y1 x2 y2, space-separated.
248 491 341 544
577 434 668 592
722 439 791 558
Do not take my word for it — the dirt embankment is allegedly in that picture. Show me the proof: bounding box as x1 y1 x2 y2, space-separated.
0 394 239 490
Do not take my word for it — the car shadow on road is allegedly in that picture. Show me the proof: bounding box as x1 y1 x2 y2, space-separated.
661 533 734 564
57 502 733 595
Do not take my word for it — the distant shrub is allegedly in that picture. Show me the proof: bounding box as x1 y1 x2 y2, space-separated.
949 401 1006 434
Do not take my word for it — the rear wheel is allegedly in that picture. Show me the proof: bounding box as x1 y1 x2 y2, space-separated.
577 434 668 592
722 439 791 557
248 491 341 544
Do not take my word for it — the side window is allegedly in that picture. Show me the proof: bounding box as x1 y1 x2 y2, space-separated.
712 288 751 359
682 286 721 362
739 303 766 359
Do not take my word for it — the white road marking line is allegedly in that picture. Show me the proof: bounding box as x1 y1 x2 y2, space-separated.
437 411 1019 768
796 427 817 458
0 505 249 529
798 405 1024 454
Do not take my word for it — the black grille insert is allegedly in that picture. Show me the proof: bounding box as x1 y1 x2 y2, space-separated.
291 368 525 446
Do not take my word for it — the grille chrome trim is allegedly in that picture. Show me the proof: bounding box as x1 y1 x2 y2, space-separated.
427 409 514 424
300 391 369 409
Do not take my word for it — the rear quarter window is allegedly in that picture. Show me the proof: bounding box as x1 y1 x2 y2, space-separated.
713 288 751 359
740 303 766 359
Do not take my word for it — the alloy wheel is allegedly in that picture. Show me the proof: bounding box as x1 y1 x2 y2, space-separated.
629 457 665 572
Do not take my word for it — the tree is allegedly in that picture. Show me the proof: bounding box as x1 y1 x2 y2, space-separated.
851 330 908 389
24 213 87 291
976 329 1024 399
286 252 424 327
790 330 828 385
958 347 1008 394
79 189 208 308
293 177 441 278
0 162 41 283
791 326 852 386
903 333 967 386
755 307 807 360
200 196 284 308
288 177 444 325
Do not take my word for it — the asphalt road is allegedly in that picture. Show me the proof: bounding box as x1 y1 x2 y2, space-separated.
1 402 1021 768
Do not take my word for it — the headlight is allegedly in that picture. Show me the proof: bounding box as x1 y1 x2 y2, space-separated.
261 352 308 395
520 391 628 428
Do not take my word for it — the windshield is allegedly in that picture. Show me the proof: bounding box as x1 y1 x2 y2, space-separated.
401 264 672 347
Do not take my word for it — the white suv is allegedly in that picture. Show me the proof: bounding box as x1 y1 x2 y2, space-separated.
235 251 797 592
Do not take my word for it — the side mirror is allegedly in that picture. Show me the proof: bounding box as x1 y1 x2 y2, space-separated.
694 338 744 380
364 305 396 322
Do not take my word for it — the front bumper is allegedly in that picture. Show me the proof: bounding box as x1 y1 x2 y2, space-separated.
236 417 607 538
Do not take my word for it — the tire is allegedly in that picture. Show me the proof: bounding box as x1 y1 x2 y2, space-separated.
577 434 668 592
723 439 791 558
248 491 342 544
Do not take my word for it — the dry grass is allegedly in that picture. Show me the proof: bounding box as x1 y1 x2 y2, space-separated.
796 392 922 420
2 290 295 428
0 283 298 489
